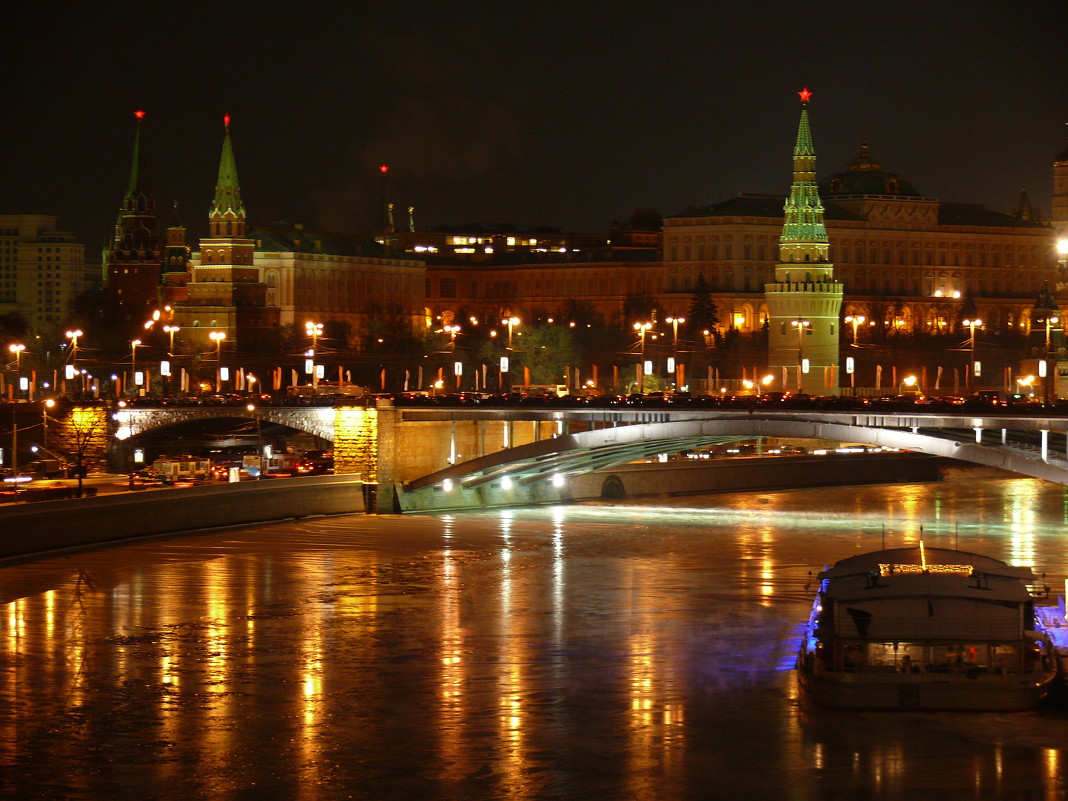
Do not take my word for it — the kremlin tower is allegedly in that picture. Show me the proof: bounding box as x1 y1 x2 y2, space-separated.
104 110 163 317
764 89 843 394
172 115 278 351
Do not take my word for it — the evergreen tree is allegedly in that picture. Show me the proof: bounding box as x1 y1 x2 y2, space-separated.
686 275 720 346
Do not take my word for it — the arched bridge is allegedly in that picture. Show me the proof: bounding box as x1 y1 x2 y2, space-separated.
396 406 1068 511
102 402 1068 512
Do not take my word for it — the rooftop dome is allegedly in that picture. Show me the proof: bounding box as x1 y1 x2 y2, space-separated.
819 142 923 198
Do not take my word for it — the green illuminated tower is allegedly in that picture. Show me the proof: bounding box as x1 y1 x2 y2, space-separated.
764 88 843 394
174 114 278 351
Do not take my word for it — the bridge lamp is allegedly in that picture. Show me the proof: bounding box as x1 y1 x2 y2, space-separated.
551 473 565 488
442 479 454 492
500 475 513 490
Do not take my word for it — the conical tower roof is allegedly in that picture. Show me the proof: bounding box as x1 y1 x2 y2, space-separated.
126 110 146 198
779 88 828 254
211 114 244 220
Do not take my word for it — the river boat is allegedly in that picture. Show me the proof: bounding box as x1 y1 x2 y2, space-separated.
796 543 1059 711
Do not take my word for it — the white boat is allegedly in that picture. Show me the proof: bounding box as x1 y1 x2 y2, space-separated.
796 543 1059 710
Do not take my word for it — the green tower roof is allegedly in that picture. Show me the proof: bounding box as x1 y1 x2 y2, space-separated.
211 114 244 219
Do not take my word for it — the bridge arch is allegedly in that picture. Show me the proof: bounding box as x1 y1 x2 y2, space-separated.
401 415 1068 510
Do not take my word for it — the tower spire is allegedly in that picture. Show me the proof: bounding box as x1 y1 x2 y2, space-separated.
209 113 245 237
764 88 843 395
127 110 147 198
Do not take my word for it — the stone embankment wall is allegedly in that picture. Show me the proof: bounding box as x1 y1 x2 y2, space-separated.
0 474 365 561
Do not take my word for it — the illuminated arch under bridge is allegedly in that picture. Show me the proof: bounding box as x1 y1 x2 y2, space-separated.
398 409 1068 511
112 406 336 442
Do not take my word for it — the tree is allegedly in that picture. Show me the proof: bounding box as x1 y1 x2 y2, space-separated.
518 324 578 385
686 274 720 346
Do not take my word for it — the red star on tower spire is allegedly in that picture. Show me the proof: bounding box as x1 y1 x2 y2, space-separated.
798 87 813 104
134 110 146 120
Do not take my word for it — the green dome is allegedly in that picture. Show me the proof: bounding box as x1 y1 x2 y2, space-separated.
819 142 923 198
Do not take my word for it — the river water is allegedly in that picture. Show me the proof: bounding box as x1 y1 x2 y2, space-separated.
2 474 1067 800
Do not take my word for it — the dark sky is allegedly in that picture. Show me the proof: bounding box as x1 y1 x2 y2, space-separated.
5 1 1067 246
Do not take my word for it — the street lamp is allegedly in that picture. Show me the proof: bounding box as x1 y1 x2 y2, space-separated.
209 331 226 392
65 329 82 364
502 316 520 349
1057 238 1068 279
791 319 810 392
962 317 982 388
163 324 180 356
8 343 25 373
130 339 142 396
42 398 55 447
305 322 322 390
665 316 686 350
844 314 866 346
247 403 263 479
444 324 461 350
633 321 652 354
1043 315 1060 403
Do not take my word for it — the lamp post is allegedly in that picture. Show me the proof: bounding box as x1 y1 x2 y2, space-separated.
1044 315 1059 403
247 403 263 479
844 314 865 346
65 329 83 398
305 321 322 390
665 316 685 350
209 331 226 392
42 398 54 447
8 343 24 372
163 324 180 357
1058 238 1068 281
790 319 810 392
502 316 520 350
444 324 461 350
130 339 142 396
962 317 982 388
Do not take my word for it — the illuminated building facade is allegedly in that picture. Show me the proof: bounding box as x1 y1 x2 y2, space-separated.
0 214 94 334
245 222 424 345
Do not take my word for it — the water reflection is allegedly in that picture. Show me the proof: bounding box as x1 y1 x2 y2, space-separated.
0 476 1066 799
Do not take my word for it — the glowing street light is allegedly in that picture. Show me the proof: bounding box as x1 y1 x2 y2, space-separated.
8 343 25 373
633 321 652 354
130 339 142 395
844 314 866 346
163 324 180 356
665 316 686 350
962 317 982 388
209 331 226 392
791 319 810 391
444 324 461 350
305 322 323 389
502 316 520 349
42 398 55 447
65 329 83 364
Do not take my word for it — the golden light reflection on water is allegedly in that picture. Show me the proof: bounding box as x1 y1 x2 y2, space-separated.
496 519 528 791
1045 748 1062 801
438 543 466 781
1007 481 1040 566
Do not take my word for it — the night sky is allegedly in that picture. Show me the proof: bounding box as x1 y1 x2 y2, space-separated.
5 1 1067 246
